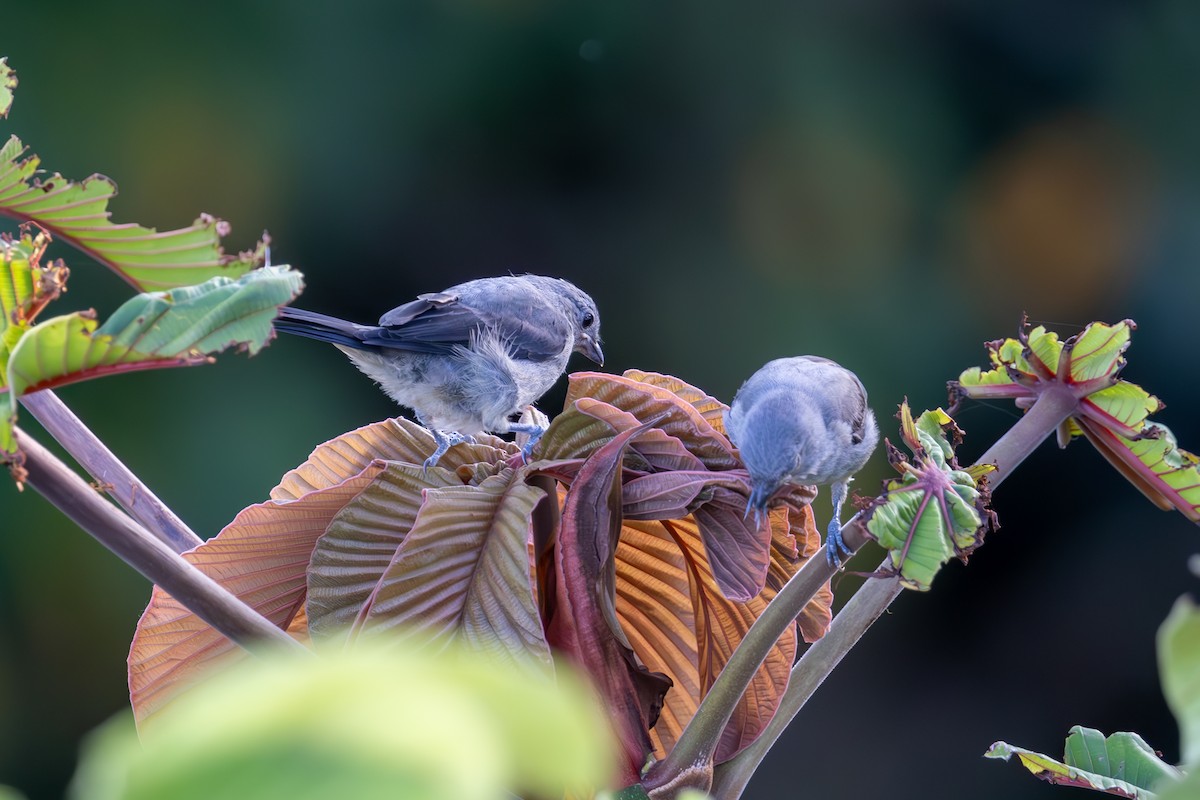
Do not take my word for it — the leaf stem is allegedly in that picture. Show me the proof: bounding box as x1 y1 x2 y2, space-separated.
17 428 306 654
707 388 1081 798
20 390 203 553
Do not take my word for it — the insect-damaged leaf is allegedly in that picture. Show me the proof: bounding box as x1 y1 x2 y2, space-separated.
0 266 303 453
128 464 384 725
547 424 673 786
985 727 1180 798
346 467 553 673
864 404 991 591
0 115 265 291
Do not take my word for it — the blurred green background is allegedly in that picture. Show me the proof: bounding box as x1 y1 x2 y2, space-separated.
4 1 1200 797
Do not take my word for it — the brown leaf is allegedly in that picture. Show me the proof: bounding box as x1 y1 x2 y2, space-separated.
621 369 730 435
615 503 828 762
271 416 514 501
548 425 673 786
564 373 740 471
306 464 462 642
128 465 383 725
351 468 553 673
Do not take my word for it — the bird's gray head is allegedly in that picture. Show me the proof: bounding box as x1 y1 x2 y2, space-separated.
526 276 603 366
733 392 817 516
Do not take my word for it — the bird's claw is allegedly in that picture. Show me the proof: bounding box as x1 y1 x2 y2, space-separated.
507 422 546 463
423 430 470 472
825 517 853 567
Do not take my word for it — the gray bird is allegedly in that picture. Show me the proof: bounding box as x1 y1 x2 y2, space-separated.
724 356 879 566
274 275 603 468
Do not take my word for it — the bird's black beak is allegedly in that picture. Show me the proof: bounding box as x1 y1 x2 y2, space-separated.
744 482 772 527
578 335 604 366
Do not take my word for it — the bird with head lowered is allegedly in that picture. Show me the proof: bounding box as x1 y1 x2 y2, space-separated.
725 356 879 566
274 274 603 468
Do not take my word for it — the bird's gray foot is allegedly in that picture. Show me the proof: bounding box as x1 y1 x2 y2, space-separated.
507 422 546 462
423 430 470 471
825 515 853 567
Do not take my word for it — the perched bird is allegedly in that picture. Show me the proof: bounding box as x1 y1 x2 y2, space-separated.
725 356 879 566
274 275 603 468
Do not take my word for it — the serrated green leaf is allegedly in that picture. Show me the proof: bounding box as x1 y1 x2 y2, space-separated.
1082 382 1163 438
865 403 986 590
985 727 1181 798
0 58 14 119
1078 421 1200 523
1068 321 1133 383
1026 325 1065 376
1 266 303 452
1159 596 1200 766
866 474 983 591
0 134 265 291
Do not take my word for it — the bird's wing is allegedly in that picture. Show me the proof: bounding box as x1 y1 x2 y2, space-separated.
366 289 570 362
791 356 871 444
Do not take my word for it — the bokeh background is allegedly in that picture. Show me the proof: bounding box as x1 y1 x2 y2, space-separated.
4 2 1200 797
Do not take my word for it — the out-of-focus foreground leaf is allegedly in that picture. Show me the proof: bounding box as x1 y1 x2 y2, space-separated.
94 644 615 800
0 61 265 291
1159 595 1200 767
864 404 992 591
1 264 304 453
985 727 1180 798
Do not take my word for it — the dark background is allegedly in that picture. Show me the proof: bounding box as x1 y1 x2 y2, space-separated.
4 2 1200 798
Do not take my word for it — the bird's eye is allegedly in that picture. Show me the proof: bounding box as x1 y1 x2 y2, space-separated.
582 312 595 328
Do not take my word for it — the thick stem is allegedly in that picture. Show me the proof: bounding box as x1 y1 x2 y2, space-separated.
708 389 1080 798
711 576 902 798
17 428 306 654
644 520 842 788
971 383 1078 488
20 390 202 553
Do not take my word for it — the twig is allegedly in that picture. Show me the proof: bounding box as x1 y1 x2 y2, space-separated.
18 428 306 654
20 390 203 553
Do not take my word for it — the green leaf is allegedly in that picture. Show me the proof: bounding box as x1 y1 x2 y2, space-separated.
1159 595 1200 766
1078 421 1200 523
864 404 989 591
0 266 303 453
350 468 554 674
0 58 14 119
985 727 1181 797
96 644 615 800
0 134 265 292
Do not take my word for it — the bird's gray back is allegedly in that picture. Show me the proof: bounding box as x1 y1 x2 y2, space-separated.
370 275 576 363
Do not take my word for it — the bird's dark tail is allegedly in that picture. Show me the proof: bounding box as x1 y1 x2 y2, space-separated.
274 307 373 350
